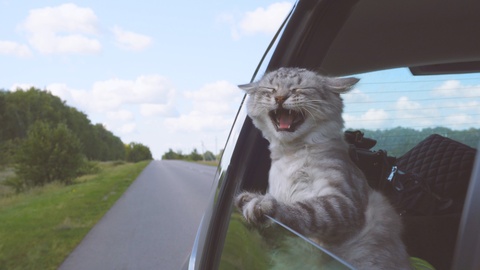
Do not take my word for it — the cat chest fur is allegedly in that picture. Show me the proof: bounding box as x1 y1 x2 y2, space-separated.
268 149 331 203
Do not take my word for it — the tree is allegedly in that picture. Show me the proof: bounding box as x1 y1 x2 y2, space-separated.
188 148 203 161
125 142 153 162
15 121 85 186
162 148 184 160
203 151 216 161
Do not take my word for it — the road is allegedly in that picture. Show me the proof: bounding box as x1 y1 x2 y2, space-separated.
59 160 216 270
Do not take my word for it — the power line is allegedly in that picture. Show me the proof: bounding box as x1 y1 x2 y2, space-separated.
345 95 480 104
346 87 480 95
345 104 479 113
357 77 480 85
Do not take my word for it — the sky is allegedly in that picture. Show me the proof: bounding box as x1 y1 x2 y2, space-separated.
0 0 294 159
1 1 479 159
343 69 480 132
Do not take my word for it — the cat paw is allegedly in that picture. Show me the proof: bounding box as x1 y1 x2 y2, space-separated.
235 192 277 224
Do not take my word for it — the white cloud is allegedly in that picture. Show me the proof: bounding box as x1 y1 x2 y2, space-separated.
184 80 241 114
112 26 152 51
140 103 175 117
394 96 438 128
46 83 89 109
119 122 137 134
239 2 292 35
107 110 134 121
395 96 421 111
42 75 177 141
433 80 461 97
165 113 234 133
221 2 293 39
443 113 480 130
19 3 101 54
344 108 389 130
0 40 32 58
165 80 243 132
433 80 480 98
342 88 371 103
89 75 175 112
43 74 176 120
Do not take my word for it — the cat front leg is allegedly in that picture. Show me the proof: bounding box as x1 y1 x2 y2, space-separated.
235 192 277 224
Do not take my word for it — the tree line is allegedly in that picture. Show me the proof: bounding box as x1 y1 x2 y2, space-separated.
354 126 479 157
162 148 220 161
0 88 152 189
160 127 479 162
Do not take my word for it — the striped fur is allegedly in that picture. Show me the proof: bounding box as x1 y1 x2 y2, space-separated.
235 68 412 269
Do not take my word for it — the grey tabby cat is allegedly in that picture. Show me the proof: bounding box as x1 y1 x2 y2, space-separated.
235 67 412 269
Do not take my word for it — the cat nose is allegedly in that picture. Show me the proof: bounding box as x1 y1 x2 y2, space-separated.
275 95 288 105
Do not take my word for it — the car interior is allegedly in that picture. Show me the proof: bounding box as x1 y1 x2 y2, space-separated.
223 0 480 269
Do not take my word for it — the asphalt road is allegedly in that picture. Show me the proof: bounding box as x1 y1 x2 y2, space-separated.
59 160 216 270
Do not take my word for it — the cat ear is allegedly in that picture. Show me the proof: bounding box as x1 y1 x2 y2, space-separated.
325 77 360 94
238 83 257 94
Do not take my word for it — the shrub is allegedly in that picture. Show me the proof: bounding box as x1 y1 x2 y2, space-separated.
3 176 25 194
76 159 101 176
125 142 153 163
15 121 85 186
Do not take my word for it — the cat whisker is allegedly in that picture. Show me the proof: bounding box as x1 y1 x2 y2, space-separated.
301 104 323 116
302 107 319 122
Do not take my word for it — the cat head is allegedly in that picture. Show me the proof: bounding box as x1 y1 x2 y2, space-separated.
239 67 359 144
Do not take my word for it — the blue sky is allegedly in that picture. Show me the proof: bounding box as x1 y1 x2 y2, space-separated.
0 1 294 158
1 1 479 159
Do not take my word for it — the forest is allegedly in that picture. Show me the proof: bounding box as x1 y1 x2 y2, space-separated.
1 88 125 163
0 88 152 188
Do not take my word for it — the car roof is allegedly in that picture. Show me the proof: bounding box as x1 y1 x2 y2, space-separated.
267 0 480 76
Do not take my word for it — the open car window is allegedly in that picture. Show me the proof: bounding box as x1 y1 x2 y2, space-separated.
219 211 353 270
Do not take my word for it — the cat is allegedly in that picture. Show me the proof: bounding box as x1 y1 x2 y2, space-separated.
234 67 412 269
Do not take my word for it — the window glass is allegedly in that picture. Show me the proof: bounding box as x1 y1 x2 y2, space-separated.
219 212 352 270
343 68 480 156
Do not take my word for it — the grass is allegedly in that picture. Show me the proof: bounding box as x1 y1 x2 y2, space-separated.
0 160 150 270
219 213 270 270
195 160 219 167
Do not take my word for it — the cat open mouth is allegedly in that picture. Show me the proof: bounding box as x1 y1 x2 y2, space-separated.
269 108 305 132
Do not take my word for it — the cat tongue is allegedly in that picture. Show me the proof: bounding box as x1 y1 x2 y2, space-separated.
278 111 294 129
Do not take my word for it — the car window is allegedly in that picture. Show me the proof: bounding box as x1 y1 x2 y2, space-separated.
219 211 353 270
343 68 480 155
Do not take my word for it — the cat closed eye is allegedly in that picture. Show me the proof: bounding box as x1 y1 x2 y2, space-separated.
260 87 277 93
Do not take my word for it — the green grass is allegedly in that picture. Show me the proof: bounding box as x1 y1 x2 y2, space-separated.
0 161 150 270
219 213 270 270
195 160 219 167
